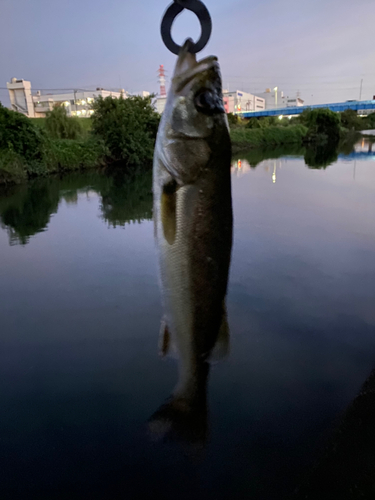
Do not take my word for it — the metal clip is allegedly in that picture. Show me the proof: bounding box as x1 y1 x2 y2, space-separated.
161 0 212 55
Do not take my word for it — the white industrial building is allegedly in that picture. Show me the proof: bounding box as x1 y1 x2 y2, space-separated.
223 90 265 113
6 78 150 118
155 96 167 114
154 89 266 115
258 88 304 110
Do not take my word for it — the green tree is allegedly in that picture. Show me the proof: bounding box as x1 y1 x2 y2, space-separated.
45 106 84 140
362 112 375 131
0 104 44 161
300 108 340 144
90 95 160 166
340 109 361 131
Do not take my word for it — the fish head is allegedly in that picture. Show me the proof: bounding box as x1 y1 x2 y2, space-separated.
164 38 228 141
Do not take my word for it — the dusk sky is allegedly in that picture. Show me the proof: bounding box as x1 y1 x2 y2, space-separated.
1 0 374 106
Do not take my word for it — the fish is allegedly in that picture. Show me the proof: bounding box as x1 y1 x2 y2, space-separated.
150 38 233 444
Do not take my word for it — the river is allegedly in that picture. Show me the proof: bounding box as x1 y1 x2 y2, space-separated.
0 140 374 499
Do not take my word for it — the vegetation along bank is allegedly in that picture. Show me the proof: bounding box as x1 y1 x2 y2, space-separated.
1 97 374 185
230 108 375 153
0 95 160 185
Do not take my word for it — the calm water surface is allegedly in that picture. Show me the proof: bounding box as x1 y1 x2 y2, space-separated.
0 143 374 499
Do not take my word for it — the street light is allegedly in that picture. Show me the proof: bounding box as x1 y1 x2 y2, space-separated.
274 86 278 108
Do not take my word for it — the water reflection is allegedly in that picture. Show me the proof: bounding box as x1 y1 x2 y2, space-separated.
0 183 60 245
231 158 251 177
0 143 374 499
295 368 375 499
100 170 152 227
0 169 153 245
231 137 375 177
304 141 339 169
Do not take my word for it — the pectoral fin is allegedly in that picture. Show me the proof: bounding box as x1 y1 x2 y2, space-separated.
161 180 177 245
209 306 230 362
159 318 170 357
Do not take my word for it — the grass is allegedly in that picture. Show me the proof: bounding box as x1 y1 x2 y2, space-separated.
230 125 308 152
0 138 107 185
30 117 92 136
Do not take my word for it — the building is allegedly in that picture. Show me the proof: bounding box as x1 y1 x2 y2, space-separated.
286 97 304 107
155 96 167 114
258 88 304 110
7 78 149 118
223 90 265 113
153 89 266 116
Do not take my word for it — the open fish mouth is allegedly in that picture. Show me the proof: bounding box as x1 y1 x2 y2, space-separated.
173 38 220 94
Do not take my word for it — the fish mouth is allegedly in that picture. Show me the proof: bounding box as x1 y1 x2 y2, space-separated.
173 38 219 94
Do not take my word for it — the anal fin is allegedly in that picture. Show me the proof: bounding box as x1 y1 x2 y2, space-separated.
209 305 230 363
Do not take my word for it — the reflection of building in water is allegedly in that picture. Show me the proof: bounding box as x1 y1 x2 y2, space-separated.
272 162 277 183
355 138 374 153
262 159 284 183
231 157 288 181
231 159 251 176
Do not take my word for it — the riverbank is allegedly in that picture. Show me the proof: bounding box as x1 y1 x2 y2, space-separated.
0 137 107 185
230 125 308 153
0 97 159 186
1 102 371 185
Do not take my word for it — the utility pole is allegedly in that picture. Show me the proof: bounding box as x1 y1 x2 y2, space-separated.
359 79 363 101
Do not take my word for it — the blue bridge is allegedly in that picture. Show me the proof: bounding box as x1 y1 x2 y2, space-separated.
238 100 375 119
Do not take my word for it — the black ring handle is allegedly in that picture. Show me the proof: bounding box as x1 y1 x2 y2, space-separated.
161 0 212 55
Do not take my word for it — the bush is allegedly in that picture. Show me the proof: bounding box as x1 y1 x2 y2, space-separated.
340 109 362 131
91 95 160 166
42 137 107 173
246 118 261 129
231 125 308 148
0 104 44 161
362 112 375 131
0 149 28 184
279 117 291 127
227 113 239 126
45 106 84 140
299 108 340 143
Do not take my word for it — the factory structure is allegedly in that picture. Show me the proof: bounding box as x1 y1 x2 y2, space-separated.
223 90 265 113
155 87 267 115
6 72 304 119
257 88 304 110
154 66 304 115
6 78 150 118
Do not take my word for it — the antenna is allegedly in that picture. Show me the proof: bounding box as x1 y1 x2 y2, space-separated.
157 65 167 97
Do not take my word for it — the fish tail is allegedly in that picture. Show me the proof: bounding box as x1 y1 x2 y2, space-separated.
148 363 209 445
148 394 208 445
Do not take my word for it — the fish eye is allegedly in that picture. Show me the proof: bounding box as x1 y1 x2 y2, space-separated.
194 90 221 115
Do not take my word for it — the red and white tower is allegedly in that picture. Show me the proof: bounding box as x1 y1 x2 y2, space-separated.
157 65 167 97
